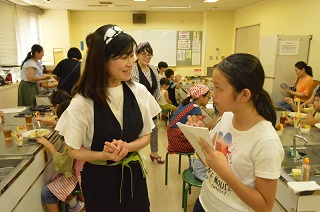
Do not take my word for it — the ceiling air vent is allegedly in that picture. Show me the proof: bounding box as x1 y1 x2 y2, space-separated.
99 1 112 5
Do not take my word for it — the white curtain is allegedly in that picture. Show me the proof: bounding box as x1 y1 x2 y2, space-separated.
0 0 41 66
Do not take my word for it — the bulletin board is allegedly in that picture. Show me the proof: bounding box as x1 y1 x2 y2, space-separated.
176 31 202 66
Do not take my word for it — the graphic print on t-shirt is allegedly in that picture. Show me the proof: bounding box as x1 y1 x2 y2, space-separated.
205 131 236 195
212 131 236 167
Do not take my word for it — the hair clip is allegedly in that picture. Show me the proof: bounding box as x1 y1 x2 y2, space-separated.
136 42 150 53
104 25 124 46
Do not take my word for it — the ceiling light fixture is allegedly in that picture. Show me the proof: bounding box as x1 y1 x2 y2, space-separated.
134 0 146 2
149 5 191 9
204 0 219 2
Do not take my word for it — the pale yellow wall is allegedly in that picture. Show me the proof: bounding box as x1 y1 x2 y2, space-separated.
41 10 71 64
204 11 234 70
234 0 320 80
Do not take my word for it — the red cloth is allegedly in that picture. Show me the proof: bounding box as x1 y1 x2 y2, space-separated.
167 104 195 153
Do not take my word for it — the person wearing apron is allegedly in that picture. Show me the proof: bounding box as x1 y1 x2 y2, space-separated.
18 44 51 106
55 25 161 211
131 42 165 164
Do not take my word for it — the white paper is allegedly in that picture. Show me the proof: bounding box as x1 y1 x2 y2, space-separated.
1 107 27 113
279 41 299 55
287 181 320 193
192 52 201 65
176 122 212 166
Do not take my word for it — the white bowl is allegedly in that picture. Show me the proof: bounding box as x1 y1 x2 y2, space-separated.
315 123 320 129
300 126 311 134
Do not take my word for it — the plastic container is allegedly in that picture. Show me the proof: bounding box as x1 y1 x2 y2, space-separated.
301 157 310 181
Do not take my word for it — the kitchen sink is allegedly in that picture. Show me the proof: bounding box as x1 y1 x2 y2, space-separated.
0 158 25 168
0 158 32 184
281 146 320 185
282 146 320 167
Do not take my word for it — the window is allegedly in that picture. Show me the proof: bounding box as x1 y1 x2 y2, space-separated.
0 0 41 66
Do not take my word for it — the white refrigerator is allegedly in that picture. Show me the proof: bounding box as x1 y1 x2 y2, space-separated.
259 35 312 103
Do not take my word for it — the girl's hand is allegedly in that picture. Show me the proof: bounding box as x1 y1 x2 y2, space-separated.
36 117 48 125
285 117 294 125
199 137 231 179
186 115 206 127
284 97 293 104
36 137 50 145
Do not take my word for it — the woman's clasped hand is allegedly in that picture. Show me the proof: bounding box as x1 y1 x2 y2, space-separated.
103 139 128 162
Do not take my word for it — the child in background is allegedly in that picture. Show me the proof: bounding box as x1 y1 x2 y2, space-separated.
158 61 168 78
158 78 177 120
285 91 320 126
36 90 71 127
165 68 181 107
37 100 85 212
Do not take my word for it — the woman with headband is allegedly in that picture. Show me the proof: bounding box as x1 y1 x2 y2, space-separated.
56 25 161 211
18 44 51 106
131 42 165 164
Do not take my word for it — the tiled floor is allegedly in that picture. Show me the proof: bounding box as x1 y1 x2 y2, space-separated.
140 118 200 212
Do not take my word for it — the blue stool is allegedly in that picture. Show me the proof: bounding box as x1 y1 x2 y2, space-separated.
182 168 202 212
165 151 194 185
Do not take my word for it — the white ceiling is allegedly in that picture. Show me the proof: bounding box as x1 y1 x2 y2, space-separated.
11 0 265 12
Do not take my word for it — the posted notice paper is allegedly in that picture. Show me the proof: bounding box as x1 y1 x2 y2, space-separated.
176 122 213 166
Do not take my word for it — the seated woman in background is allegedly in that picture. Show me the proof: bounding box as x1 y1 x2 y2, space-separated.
285 91 320 126
35 90 71 127
167 84 219 153
277 61 314 111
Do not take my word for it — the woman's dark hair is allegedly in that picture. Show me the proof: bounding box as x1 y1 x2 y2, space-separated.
181 91 210 106
50 89 72 106
56 100 71 118
217 53 277 127
295 61 313 77
21 44 43 70
158 61 168 69
72 24 137 103
86 33 93 48
67 47 82 60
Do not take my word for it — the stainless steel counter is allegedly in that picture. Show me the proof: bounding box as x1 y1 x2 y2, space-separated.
0 111 61 196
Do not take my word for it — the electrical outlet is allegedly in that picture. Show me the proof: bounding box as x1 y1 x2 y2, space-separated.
209 56 213 60
216 56 219 60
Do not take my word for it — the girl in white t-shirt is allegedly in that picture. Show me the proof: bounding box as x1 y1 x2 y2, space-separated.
189 53 284 212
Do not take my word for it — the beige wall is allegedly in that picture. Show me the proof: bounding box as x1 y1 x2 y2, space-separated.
204 11 234 69
41 10 71 63
235 0 320 80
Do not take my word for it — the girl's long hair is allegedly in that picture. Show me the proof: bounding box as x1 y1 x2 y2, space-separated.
218 53 277 127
